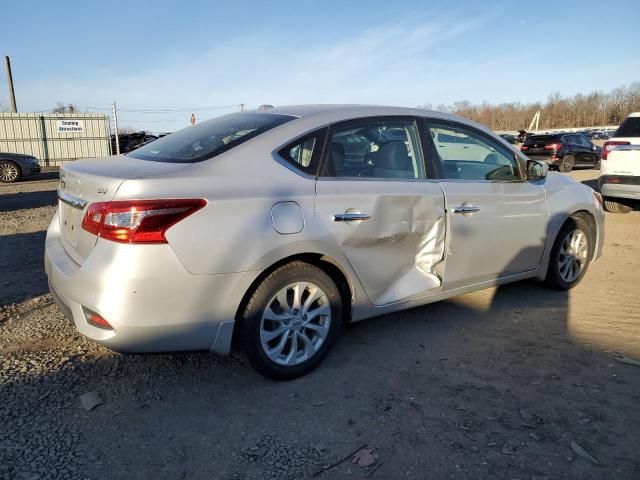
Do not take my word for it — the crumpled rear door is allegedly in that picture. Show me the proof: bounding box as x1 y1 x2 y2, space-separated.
315 179 446 306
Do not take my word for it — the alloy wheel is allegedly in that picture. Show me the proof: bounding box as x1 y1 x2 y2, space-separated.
260 282 331 366
558 229 588 283
0 162 19 182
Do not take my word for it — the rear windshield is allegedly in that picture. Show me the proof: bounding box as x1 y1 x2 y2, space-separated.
523 135 560 145
615 117 640 138
128 112 295 163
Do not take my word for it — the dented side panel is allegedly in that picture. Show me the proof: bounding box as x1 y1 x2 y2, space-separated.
314 179 446 306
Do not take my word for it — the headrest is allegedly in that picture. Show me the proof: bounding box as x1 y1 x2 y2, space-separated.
374 141 410 170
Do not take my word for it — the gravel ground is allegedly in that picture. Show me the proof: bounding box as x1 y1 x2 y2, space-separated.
1 168 639 480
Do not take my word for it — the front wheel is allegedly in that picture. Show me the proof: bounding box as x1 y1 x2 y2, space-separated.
545 217 593 290
238 262 343 380
559 155 575 173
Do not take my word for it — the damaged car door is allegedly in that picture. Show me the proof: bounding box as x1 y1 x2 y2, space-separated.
425 121 548 289
315 118 446 306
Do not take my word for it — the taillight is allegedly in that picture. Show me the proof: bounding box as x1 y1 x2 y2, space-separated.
82 199 206 244
601 141 630 160
544 143 562 151
520 145 529 151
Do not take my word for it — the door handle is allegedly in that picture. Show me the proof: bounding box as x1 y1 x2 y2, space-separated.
333 213 371 222
452 204 480 214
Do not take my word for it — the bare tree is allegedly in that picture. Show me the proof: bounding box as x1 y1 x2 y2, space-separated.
51 102 79 114
428 83 640 130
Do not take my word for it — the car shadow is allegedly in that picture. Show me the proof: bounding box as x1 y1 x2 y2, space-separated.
0 231 50 306
0 190 57 212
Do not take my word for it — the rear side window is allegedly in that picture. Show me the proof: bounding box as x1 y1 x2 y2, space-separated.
278 129 327 175
615 117 640 137
128 112 295 163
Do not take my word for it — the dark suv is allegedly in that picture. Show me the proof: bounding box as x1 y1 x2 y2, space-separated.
520 133 601 172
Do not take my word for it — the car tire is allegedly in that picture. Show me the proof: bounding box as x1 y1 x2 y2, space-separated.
559 155 575 173
545 216 594 290
0 160 20 183
238 261 343 380
604 198 633 214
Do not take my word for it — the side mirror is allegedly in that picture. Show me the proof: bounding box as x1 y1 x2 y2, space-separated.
527 159 548 180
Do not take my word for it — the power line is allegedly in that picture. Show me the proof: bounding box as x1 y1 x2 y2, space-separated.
34 104 243 113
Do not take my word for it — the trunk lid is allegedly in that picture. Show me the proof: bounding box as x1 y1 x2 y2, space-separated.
604 145 640 177
57 155 190 265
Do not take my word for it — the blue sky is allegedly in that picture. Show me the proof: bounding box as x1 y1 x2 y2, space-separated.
2 0 639 132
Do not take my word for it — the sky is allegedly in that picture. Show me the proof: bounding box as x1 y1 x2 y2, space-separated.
2 0 639 132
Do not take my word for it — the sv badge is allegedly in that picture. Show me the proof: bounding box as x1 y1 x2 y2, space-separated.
97 188 108 195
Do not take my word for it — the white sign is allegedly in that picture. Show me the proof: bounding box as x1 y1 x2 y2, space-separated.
56 120 84 133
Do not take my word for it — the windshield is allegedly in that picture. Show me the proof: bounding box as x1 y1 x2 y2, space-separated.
615 117 640 138
128 112 296 163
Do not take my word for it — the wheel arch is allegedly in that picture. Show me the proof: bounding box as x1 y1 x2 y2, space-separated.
231 252 355 350
537 208 599 280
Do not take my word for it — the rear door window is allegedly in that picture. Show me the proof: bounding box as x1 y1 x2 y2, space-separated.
321 118 425 179
128 112 295 163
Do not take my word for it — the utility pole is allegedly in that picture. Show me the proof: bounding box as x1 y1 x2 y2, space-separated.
4 56 17 113
112 101 120 155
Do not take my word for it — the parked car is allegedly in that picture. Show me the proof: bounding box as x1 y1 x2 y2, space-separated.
0 152 41 183
520 133 601 172
499 133 518 144
46 106 604 379
589 131 608 140
111 132 157 154
599 112 640 213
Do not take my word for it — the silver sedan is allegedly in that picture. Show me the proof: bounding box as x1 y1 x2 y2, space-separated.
45 105 605 379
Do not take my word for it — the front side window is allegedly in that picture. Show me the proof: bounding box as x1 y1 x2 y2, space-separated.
427 123 522 181
128 112 295 163
322 119 425 179
579 135 591 147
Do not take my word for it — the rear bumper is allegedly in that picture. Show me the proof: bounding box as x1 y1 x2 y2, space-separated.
44 210 258 355
599 175 640 200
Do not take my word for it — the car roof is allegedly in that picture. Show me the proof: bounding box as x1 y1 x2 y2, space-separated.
248 104 501 142
257 104 464 123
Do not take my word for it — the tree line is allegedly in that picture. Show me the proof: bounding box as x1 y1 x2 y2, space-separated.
421 82 640 131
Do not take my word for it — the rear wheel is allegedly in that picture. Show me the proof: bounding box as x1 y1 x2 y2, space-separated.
0 160 20 183
239 261 343 380
604 198 633 214
545 216 593 290
559 155 575 173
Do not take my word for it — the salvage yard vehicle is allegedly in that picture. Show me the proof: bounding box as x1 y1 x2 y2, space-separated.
0 152 41 183
600 112 640 213
45 106 605 379
520 132 601 172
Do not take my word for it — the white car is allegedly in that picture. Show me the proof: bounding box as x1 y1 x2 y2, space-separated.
600 112 640 213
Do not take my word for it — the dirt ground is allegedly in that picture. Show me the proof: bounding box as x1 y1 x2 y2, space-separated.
1 168 639 480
